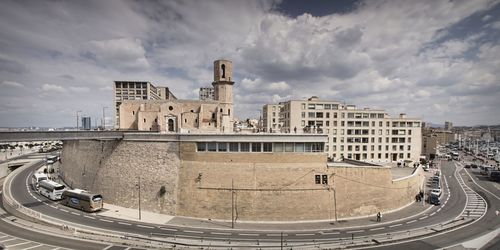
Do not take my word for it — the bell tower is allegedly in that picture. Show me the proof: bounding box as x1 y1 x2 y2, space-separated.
212 59 234 132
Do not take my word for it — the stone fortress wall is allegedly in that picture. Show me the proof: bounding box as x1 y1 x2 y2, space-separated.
60 138 424 221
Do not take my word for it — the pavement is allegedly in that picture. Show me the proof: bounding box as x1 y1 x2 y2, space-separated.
97 195 434 231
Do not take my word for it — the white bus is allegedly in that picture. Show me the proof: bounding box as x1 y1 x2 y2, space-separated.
38 180 65 200
31 173 48 190
61 189 103 212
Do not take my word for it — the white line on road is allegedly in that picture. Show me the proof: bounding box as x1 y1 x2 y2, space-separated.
5 241 30 247
84 215 95 219
60 209 68 212
23 244 43 250
183 230 204 234
160 228 178 232
346 230 364 234
137 224 154 229
419 216 428 220
99 219 113 223
102 245 114 250
321 231 340 235
296 233 316 236
118 222 131 226
430 212 436 216
0 238 17 243
369 227 385 231
238 233 259 236
71 212 80 216
389 223 403 228
211 232 232 235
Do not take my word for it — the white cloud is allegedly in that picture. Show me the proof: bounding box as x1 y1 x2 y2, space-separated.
1 80 24 88
41 84 66 93
83 38 150 70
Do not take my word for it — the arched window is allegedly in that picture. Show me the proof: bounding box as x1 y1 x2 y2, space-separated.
168 119 175 132
228 109 230 116
220 108 223 113
221 64 226 78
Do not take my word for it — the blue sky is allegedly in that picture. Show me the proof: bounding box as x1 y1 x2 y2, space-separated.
0 0 499 127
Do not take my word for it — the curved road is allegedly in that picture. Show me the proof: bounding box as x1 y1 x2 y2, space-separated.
5 157 499 249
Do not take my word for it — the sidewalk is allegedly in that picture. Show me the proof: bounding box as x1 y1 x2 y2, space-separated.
98 199 433 231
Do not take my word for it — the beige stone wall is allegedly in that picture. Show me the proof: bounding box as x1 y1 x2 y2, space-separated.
60 140 180 214
61 139 423 221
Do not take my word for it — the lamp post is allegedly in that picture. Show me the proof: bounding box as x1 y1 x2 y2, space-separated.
329 173 338 222
102 106 108 130
136 176 142 220
76 110 82 131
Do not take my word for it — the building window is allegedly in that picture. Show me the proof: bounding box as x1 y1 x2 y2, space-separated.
295 143 305 152
251 142 262 152
285 142 294 152
207 142 217 152
274 142 284 152
301 103 306 110
197 142 206 152
229 142 239 152
218 143 227 152
144 118 146 123
169 106 173 111
132 111 135 115
263 143 273 152
315 175 321 184
322 175 328 185
301 112 305 118
240 143 250 152
334 112 338 118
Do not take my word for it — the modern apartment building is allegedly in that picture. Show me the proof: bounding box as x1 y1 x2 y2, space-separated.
114 81 176 127
81 116 91 131
199 87 215 100
262 104 283 132
265 96 422 163
444 121 453 131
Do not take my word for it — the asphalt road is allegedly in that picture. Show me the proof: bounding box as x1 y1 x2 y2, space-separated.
7 155 494 249
372 159 500 249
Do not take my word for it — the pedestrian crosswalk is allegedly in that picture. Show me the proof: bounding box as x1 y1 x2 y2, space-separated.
454 164 488 219
0 232 72 250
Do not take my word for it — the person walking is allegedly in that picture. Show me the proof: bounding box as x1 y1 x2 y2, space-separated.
376 212 382 222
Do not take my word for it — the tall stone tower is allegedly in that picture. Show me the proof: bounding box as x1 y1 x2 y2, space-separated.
212 59 234 132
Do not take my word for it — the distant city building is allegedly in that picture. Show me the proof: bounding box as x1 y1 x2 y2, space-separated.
118 60 234 133
114 81 177 128
262 104 283 133
81 116 91 131
199 87 214 100
444 121 453 131
265 96 422 163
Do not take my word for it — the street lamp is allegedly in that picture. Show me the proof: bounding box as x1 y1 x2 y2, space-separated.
76 110 82 131
102 106 108 130
136 176 142 220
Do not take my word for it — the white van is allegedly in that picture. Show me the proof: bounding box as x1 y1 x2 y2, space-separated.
32 173 48 190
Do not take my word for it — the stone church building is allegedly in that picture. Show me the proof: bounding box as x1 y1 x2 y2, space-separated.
118 59 235 133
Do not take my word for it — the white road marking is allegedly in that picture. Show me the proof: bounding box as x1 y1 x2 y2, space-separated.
118 222 132 226
183 230 203 234
211 232 232 235
137 224 154 229
60 209 68 212
369 227 385 231
24 244 43 250
0 238 17 243
0 236 9 239
296 233 315 236
71 212 80 216
321 231 340 235
389 223 403 228
346 230 364 234
238 233 259 236
430 212 436 216
99 219 113 223
419 216 428 220
159 228 177 232
5 241 31 247
84 215 95 219
102 245 114 250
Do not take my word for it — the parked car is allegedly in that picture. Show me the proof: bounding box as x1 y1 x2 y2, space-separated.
430 188 442 197
464 164 471 169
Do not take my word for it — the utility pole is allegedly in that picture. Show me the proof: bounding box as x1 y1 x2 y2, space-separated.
102 106 108 130
76 110 82 131
137 176 142 220
231 178 234 229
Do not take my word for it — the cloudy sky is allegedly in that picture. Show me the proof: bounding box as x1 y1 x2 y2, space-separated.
0 0 499 128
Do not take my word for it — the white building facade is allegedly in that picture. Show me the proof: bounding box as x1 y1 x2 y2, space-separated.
265 96 422 163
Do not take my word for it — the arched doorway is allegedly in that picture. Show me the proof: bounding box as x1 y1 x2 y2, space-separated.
165 115 177 132
168 119 175 132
